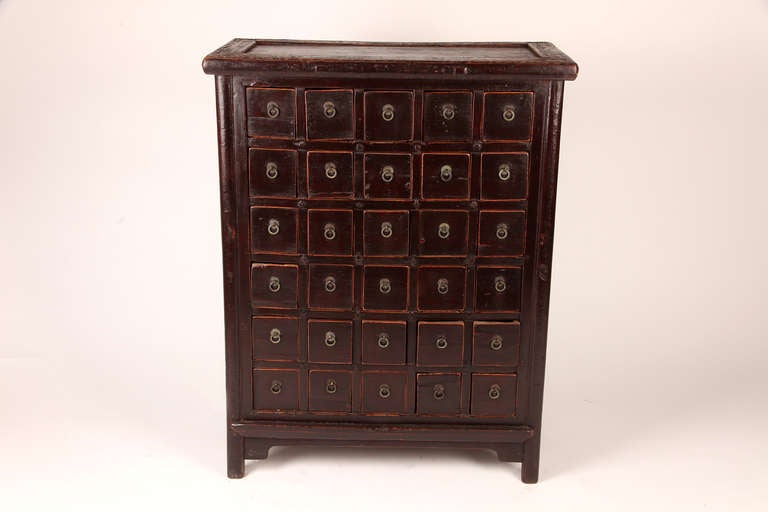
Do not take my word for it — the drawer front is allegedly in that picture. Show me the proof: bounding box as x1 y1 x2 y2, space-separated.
482 91 533 141
423 91 473 142
361 320 407 365
307 209 354 255
361 371 411 413
362 265 410 312
246 87 296 139
253 368 300 411
305 89 354 140
480 152 529 200
420 153 470 200
307 319 353 364
417 210 469 256
417 266 467 312
364 91 414 141
248 148 298 198
363 153 412 200
470 373 517 417
475 266 522 312
250 206 298 254
252 316 299 362
417 321 464 367
307 151 354 198
308 264 354 311
416 373 462 415
472 321 520 366
477 210 526 256
308 369 353 412
363 210 410 256
251 264 298 309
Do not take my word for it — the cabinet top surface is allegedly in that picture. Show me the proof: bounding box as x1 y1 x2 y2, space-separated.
203 39 578 79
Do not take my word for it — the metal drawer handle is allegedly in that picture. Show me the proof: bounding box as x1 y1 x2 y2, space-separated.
433 384 446 400
380 221 393 239
490 335 503 351
502 105 516 122
440 165 453 183
498 163 511 181
267 218 280 236
270 380 283 394
322 100 337 119
494 276 507 293
379 278 392 295
496 223 508 240
265 162 279 180
324 162 338 179
324 276 337 293
435 336 448 350
266 101 280 119
378 383 391 399
488 384 501 400
437 278 449 295
381 104 395 122
438 222 451 239
441 103 456 121
324 331 337 347
268 276 281 293
269 328 281 344
381 165 395 183
323 223 336 240
377 333 390 349
326 378 337 394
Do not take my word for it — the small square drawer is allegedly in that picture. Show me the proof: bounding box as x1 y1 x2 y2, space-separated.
421 153 470 200
477 210 525 256
417 210 469 256
363 265 409 312
246 87 296 139
472 321 520 366
251 264 298 309
250 206 298 254
305 89 354 140
363 153 412 200
423 91 473 142
362 320 407 365
417 266 467 312
252 316 299 362
307 151 354 198
480 153 528 200
417 321 464 367
417 373 462 415
307 209 353 255
482 92 533 141
470 373 517 417
364 91 414 141
308 369 353 412
253 368 299 411
248 148 298 198
475 266 522 312
361 371 411 413
308 264 354 311
307 319 353 364
363 210 410 256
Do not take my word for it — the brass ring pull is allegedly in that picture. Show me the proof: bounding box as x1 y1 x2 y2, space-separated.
381 104 395 121
494 276 507 293
488 384 501 400
268 276 281 293
270 380 283 394
326 378 337 394
379 278 391 295
324 276 337 293
441 104 456 120
378 383 391 399
435 336 448 350
324 331 337 347
265 162 279 180
380 221 393 239
381 165 395 183
322 100 337 119
433 384 446 400
324 162 338 179
323 223 336 240
267 219 280 236
438 222 450 239
490 335 503 351
437 278 449 295
498 164 511 181
269 328 281 344
440 165 453 183
502 105 516 122
266 101 280 119
496 223 508 240
377 333 390 349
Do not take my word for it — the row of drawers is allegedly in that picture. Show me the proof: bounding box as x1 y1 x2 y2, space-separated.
251 207 525 256
254 318 520 367
252 263 521 312
248 88 534 142
254 368 518 417
250 149 528 200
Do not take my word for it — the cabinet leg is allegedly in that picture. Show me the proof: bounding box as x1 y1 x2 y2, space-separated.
227 432 245 479
521 437 540 484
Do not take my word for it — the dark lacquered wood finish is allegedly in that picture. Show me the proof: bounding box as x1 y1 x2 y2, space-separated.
205 39 577 483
